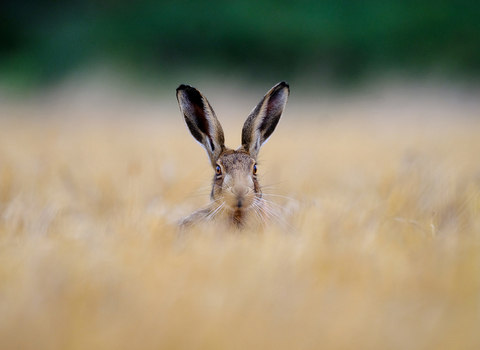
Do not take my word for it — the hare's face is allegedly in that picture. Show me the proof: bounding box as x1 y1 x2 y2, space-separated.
213 150 261 214
176 81 289 229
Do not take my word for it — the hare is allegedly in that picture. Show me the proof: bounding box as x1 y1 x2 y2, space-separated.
176 81 289 229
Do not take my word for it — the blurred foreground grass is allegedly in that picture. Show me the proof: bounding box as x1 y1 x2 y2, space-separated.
0 81 480 349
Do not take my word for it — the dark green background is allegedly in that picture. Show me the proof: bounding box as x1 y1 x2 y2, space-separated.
1 0 479 89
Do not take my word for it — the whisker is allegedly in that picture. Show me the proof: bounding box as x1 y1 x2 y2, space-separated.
257 173 268 181
257 200 297 233
262 180 291 187
197 205 219 223
251 203 268 230
186 192 212 199
261 198 295 216
185 200 221 226
191 198 221 214
256 204 284 230
253 199 268 218
262 193 299 203
192 179 213 184
206 202 225 221
190 186 214 192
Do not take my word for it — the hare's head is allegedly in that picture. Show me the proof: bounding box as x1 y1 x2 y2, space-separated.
176 82 289 229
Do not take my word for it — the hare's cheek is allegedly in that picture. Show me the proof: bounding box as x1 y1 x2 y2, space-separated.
213 179 224 194
253 179 261 194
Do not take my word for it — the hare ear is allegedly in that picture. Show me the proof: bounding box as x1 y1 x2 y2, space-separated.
241 81 289 160
176 84 225 167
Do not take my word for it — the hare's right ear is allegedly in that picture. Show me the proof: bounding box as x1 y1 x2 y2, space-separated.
176 84 225 167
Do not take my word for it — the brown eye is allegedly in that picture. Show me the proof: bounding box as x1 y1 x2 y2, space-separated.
253 164 257 175
216 165 222 175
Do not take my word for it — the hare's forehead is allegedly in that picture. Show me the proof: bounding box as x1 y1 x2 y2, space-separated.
218 152 254 171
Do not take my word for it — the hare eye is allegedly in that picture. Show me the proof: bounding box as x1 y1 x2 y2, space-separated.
216 165 222 175
253 164 257 175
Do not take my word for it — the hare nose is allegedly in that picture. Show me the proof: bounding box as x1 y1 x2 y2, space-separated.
232 183 248 198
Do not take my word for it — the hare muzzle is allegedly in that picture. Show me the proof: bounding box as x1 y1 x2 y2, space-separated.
225 178 255 210
232 183 249 207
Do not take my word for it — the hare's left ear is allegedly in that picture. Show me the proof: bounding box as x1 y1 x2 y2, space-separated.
241 81 289 160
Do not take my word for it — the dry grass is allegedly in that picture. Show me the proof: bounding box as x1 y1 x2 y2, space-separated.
1 81 480 349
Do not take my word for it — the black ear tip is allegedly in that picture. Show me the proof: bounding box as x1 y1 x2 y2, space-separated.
176 84 190 92
177 84 201 94
272 81 289 96
176 84 204 101
274 81 290 94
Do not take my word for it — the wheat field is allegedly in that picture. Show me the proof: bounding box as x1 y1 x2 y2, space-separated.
0 81 479 349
